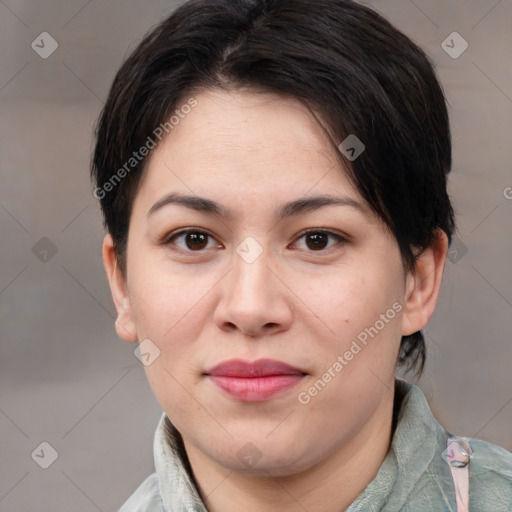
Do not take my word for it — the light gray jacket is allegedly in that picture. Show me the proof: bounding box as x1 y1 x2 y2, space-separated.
119 380 512 511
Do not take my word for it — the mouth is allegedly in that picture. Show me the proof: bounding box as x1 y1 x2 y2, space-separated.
204 358 307 402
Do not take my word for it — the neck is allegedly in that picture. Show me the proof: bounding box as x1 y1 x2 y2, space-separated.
182 389 396 512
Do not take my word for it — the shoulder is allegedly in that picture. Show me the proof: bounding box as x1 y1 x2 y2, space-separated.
393 381 512 510
468 438 512 510
118 473 164 512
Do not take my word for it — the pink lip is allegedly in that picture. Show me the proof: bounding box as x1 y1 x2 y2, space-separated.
205 358 306 402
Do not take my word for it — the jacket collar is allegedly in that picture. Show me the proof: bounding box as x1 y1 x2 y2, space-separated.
347 379 451 510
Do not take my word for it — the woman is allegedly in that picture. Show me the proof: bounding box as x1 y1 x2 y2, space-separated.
91 0 512 510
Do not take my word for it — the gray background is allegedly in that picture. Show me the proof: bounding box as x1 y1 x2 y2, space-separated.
0 1 511 510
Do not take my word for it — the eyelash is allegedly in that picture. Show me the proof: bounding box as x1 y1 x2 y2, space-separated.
161 228 348 254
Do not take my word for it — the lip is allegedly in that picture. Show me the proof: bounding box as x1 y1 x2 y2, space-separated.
204 358 307 402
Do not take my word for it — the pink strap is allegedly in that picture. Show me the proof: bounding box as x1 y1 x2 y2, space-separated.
444 437 471 512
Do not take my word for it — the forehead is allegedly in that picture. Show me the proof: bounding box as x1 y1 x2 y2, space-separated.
172 88 332 148
138 88 362 211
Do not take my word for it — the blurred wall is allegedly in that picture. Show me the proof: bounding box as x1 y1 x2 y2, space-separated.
0 1 511 510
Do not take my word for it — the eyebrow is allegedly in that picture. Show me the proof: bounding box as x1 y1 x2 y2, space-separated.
147 192 367 221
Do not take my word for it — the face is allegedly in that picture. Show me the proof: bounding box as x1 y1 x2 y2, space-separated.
106 89 425 476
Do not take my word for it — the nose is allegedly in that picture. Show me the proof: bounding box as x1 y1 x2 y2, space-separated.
213 247 293 338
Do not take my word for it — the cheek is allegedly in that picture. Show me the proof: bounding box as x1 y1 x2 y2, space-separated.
144 362 204 433
301 264 402 336
126 258 218 383
297 261 405 394
127 259 214 341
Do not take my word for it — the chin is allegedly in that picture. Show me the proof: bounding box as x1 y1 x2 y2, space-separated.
206 430 323 477
217 450 315 477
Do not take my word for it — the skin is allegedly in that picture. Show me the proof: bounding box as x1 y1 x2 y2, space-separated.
103 89 448 512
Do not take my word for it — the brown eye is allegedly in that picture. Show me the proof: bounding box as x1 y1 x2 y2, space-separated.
184 232 208 250
293 230 347 252
305 232 329 250
164 229 221 252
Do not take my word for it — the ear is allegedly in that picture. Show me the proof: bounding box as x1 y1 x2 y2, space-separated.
401 229 449 336
102 234 138 342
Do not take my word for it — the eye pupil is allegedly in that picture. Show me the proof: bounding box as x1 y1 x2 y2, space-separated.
186 232 208 250
306 233 328 250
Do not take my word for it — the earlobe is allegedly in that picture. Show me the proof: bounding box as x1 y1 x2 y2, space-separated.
102 234 139 342
401 230 449 336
